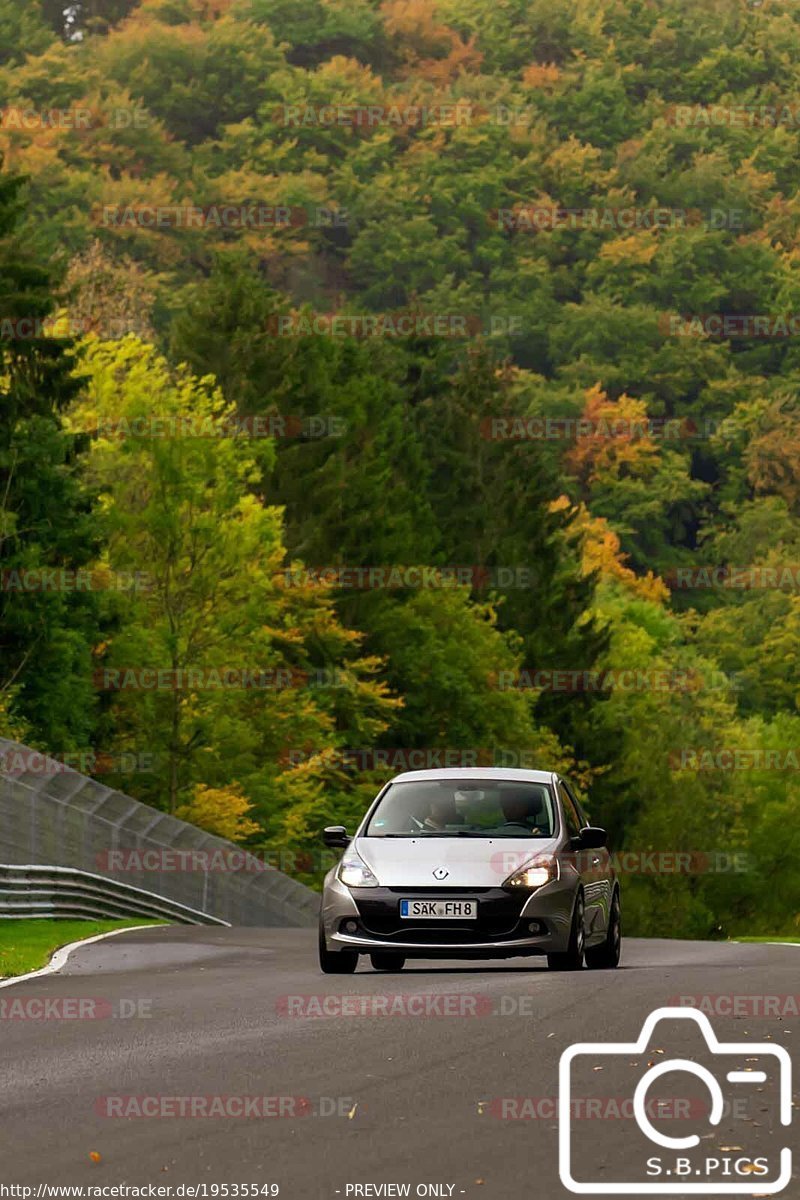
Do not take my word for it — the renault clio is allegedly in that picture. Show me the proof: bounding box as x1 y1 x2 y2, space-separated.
318 768 620 973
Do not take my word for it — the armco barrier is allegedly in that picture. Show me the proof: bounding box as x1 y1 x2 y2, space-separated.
0 864 229 924
0 738 318 926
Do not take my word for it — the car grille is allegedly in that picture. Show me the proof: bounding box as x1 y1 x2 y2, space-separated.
350 887 528 940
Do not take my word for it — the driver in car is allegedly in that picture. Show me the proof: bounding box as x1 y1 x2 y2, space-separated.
497 791 541 835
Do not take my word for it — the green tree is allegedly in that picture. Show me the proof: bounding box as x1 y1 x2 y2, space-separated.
70 335 397 822
0 1 54 65
0 164 100 750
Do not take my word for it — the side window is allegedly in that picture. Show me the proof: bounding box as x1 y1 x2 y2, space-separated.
558 781 582 840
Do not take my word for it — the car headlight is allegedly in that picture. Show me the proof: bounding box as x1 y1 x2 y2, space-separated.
503 856 558 890
337 847 379 888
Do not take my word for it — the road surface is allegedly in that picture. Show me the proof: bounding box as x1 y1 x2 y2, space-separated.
0 928 796 1197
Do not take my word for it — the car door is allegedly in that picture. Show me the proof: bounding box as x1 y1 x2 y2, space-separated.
557 778 610 938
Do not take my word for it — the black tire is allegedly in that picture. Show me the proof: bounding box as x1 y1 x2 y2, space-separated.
547 891 585 971
318 924 358 974
585 890 621 970
370 952 406 972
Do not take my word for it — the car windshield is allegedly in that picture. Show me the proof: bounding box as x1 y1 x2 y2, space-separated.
363 780 557 838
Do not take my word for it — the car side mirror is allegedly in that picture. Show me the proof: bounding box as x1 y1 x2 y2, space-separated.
322 825 350 848
569 826 607 851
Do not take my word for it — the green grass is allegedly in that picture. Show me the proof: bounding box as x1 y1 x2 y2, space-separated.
0 918 162 978
733 936 800 944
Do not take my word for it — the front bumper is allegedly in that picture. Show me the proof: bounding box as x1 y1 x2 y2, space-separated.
321 873 575 958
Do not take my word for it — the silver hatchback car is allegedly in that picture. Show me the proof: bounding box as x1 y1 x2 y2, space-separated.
318 767 620 973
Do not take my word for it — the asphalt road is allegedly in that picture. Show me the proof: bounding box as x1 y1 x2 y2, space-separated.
0 928 797 1198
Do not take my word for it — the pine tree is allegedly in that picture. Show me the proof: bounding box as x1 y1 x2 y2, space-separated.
0 164 100 749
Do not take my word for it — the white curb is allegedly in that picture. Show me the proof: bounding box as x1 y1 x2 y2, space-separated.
0 923 161 989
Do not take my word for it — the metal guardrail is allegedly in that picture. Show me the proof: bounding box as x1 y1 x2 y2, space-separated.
0 864 229 925
0 737 319 926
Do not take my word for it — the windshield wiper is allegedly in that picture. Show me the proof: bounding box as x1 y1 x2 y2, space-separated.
373 830 552 838
427 830 483 836
372 830 480 837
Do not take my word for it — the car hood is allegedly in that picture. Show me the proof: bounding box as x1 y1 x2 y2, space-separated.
354 834 560 888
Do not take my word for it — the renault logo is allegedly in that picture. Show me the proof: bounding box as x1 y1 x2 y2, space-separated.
433 868 449 880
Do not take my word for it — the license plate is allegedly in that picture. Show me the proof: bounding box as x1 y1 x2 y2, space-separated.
400 899 477 919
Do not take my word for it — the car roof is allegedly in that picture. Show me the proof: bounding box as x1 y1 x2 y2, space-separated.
389 767 558 785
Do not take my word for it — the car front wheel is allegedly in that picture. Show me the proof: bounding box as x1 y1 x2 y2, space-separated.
547 892 585 971
318 924 358 974
585 891 621 970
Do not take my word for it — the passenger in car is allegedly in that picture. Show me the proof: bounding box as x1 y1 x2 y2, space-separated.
421 795 460 831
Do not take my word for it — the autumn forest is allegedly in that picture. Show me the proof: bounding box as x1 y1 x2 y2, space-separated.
2 0 800 936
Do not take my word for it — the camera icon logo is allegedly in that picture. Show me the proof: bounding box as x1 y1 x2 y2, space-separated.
559 1006 792 1194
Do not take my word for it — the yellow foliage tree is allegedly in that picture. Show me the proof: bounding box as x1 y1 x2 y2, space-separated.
551 496 669 604
598 231 659 266
522 62 561 89
564 383 660 487
744 398 800 514
380 0 482 80
175 783 261 842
